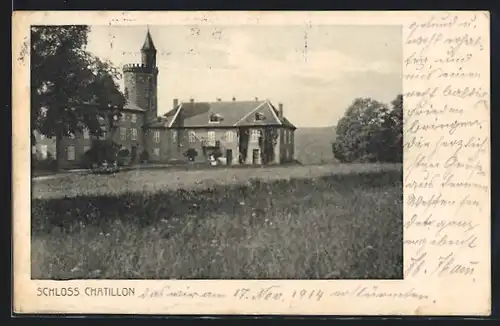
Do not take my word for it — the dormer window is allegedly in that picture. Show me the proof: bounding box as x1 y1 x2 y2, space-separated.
255 112 265 121
209 113 223 123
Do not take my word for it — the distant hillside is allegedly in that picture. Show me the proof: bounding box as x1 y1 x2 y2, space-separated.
294 126 338 165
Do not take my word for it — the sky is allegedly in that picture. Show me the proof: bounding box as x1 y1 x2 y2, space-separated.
86 25 402 127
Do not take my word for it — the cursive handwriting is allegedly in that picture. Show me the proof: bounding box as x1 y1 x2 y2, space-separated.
403 12 488 282
137 286 226 299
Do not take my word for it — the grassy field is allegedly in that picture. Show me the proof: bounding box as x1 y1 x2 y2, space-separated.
31 164 403 280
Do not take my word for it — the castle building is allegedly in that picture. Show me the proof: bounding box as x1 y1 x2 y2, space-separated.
35 29 296 170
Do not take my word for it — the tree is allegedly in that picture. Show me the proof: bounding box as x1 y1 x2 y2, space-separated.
332 95 403 163
31 26 125 167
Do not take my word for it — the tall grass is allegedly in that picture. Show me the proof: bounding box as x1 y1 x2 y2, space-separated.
31 170 403 280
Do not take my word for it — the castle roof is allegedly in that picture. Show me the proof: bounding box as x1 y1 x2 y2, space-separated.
157 99 296 129
141 29 156 51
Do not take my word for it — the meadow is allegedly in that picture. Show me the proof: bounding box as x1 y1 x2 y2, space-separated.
31 163 403 280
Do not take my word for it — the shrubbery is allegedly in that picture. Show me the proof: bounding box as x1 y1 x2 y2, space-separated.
332 95 402 163
184 148 198 162
82 140 121 169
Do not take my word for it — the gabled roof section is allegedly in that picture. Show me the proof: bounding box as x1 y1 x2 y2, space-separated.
233 101 282 126
141 29 157 51
144 107 178 128
269 103 297 130
166 99 296 128
123 102 146 112
146 116 169 128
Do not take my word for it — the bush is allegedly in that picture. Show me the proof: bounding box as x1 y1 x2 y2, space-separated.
184 148 198 162
332 95 402 163
82 140 121 169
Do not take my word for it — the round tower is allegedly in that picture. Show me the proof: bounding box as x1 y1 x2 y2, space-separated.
122 29 159 121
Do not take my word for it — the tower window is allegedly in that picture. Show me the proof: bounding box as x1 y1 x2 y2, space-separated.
131 114 137 123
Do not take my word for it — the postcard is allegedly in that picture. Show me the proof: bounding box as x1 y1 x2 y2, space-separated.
12 10 490 315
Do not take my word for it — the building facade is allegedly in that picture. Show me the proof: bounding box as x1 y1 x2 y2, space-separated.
33 30 296 170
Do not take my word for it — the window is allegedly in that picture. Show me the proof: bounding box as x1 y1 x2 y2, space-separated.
131 114 137 123
83 128 90 139
255 112 265 121
209 113 223 123
67 145 75 161
40 145 48 159
153 130 160 143
120 127 127 140
189 131 196 143
121 113 127 122
225 130 234 142
131 128 138 141
251 129 261 143
83 145 91 153
153 148 160 157
172 130 177 143
208 131 215 142
69 133 76 140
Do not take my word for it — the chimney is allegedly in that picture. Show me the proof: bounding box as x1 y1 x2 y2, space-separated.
255 97 259 101
217 98 221 102
173 98 179 109
278 103 283 119
232 97 236 101
190 98 194 104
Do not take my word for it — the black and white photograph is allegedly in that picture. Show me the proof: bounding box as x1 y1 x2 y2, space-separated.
30 23 403 280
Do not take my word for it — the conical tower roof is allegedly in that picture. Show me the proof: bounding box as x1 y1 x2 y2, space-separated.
141 29 156 51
